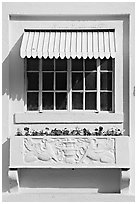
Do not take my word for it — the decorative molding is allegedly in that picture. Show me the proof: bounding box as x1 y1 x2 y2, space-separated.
24 137 115 165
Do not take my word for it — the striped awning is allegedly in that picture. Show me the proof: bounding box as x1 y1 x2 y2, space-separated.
20 30 116 59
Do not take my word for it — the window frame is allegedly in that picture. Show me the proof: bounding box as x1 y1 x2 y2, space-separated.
25 57 114 113
24 20 123 116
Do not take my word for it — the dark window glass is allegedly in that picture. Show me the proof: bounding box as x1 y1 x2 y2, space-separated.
42 92 54 110
100 58 113 70
85 72 97 90
27 72 39 90
100 92 112 111
27 58 39 71
72 58 83 71
42 58 54 71
27 92 38 111
72 92 83 109
101 72 112 90
55 58 67 71
85 58 97 71
72 73 83 90
56 93 67 110
85 92 96 110
43 73 54 90
56 73 67 90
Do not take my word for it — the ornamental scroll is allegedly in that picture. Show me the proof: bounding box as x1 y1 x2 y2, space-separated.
24 137 115 165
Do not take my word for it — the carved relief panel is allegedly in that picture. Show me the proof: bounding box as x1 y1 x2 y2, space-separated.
24 137 115 166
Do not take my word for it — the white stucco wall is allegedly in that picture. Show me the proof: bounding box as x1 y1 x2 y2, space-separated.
2 2 135 201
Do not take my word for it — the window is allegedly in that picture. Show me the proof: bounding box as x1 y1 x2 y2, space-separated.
26 57 114 112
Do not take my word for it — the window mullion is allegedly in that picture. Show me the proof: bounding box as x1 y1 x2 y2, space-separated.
112 59 114 112
70 58 72 110
97 58 100 112
24 58 27 112
39 59 42 112
54 58 56 110
67 59 70 111
83 59 85 110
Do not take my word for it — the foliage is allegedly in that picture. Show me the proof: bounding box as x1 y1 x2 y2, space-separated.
16 126 124 136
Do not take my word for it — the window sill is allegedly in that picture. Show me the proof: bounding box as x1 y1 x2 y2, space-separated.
14 112 123 124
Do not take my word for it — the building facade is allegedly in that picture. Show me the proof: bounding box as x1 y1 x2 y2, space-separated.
2 2 135 202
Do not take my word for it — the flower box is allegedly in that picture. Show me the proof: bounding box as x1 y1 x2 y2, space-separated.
10 135 129 169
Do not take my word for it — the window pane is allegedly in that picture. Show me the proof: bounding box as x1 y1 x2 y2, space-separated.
43 73 54 90
100 58 113 70
85 72 97 90
85 92 96 110
101 72 112 90
72 58 83 71
27 57 39 71
27 72 39 90
55 58 67 71
27 92 38 111
42 58 54 71
42 92 54 110
56 73 67 90
56 93 67 110
85 58 97 71
72 92 83 109
72 73 83 90
100 92 112 111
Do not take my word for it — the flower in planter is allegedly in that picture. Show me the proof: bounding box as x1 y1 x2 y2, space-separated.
114 128 125 136
99 126 103 135
94 128 99 136
24 127 30 136
108 128 115 136
38 130 45 136
16 126 124 137
62 128 70 135
30 129 37 136
83 128 91 136
71 127 83 135
91 126 104 136
16 128 23 136
44 127 50 136
31 129 36 136
104 127 125 136
50 128 63 136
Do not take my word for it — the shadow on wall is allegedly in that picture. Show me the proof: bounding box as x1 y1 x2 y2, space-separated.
2 56 9 97
122 16 129 136
2 139 10 192
2 35 23 192
19 168 121 193
2 34 24 101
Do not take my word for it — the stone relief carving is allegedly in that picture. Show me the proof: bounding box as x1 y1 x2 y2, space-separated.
24 137 115 165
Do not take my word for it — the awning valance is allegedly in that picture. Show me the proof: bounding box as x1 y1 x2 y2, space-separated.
20 30 116 59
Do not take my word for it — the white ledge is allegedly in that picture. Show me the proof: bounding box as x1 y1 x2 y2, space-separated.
14 112 123 124
2 192 135 202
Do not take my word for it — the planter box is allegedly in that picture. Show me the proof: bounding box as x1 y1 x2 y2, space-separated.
9 135 129 168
